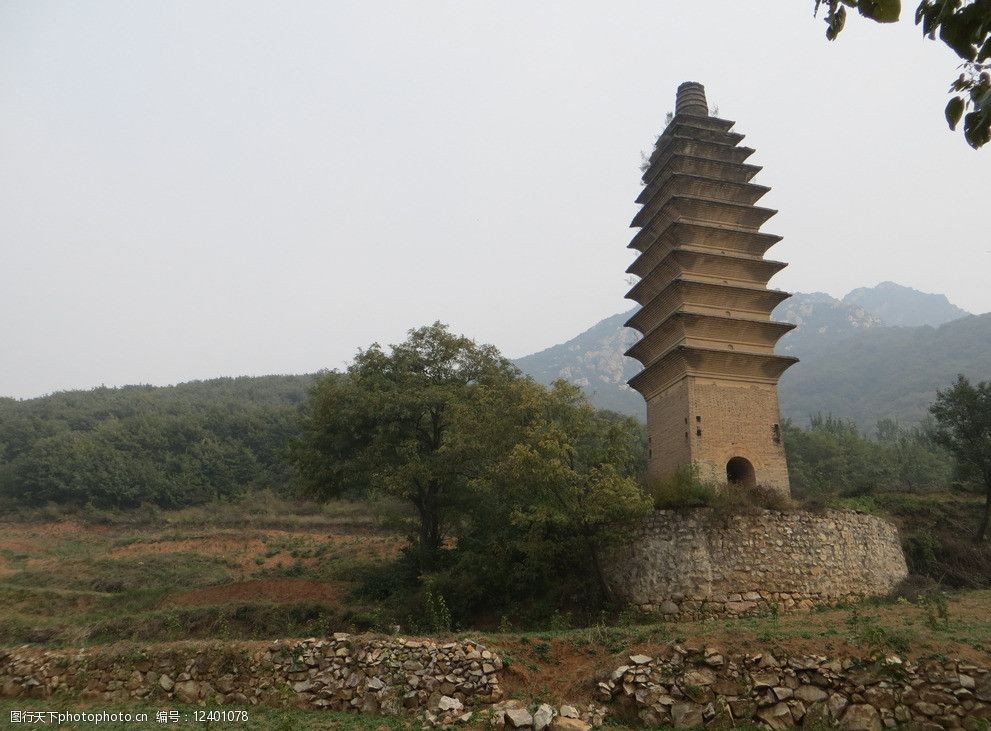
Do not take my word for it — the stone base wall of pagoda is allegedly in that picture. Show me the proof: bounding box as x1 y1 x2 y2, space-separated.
646 377 791 494
605 508 908 619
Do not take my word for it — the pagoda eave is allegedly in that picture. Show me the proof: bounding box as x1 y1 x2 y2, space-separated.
625 279 793 335
628 346 799 400
635 157 763 203
648 129 746 166
632 196 778 237
631 175 771 227
643 141 756 185
628 219 783 256
665 113 736 133
626 251 787 304
625 312 796 368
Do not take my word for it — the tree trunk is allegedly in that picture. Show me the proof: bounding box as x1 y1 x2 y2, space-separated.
586 537 613 607
415 484 443 569
977 478 991 543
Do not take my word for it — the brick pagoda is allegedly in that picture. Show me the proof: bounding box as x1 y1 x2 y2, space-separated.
625 82 797 493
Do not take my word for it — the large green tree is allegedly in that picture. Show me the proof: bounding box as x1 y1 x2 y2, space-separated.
291 322 521 568
449 380 650 614
815 0 991 148
292 324 651 619
930 375 991 540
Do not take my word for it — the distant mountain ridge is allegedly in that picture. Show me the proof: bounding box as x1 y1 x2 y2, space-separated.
513 282 979 428
843 281 970 327
514 310 643 417
773 291 882 354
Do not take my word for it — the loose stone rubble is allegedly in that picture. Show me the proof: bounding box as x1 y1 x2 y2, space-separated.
484 700 606 730
600 646 991 729
0 634 502 714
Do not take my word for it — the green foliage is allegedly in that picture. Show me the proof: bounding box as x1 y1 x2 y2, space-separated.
649 464 718 508
294 323 650 624
421 576 453 633
291 322 522 567
871 492 991 586
380 381 649 626
921 590 951 629
815 0 991 147
904 530 941 575
648 462 798 514
844 607 916 655
443 380 651 616
783 415 953 499
930 375 991 539
0 376 313 509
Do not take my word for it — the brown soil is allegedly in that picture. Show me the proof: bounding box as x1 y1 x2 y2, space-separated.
0 522 99 554
164 579 349 607
111 535 276 573
498 641 609 704
494 592 991 703
110 530 404 574
0 523 99 577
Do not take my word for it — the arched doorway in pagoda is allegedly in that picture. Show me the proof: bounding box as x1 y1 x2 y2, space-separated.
726 456 756 488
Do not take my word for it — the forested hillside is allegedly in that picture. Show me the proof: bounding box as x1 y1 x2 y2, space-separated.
0 375 317 509
779 314 991 429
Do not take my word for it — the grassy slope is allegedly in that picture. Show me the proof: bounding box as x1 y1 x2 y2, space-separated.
851 491 991 589
0 494 406 646
2 493 990 658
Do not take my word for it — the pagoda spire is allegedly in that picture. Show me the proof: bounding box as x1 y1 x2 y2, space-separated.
675 81 709 117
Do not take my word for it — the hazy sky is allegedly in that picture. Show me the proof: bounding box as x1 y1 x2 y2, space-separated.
2 1 987 399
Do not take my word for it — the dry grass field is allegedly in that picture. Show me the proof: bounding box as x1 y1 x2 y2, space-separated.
2 493 990 668
0 494 407 647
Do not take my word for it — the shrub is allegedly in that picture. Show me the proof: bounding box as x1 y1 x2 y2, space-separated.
920 534 991 588
649 465 795 514
709 483 796 515
422 577 453 633
903 533 941 578
893 574 940 602
649 465 717 508
827 495 880 514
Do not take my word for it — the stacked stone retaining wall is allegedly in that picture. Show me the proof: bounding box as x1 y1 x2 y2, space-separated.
4 636 991 728
605 508 908 619
601 645 991 730
0 635 501 718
